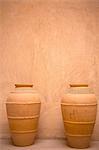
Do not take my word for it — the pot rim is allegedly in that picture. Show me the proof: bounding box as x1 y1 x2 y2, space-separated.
15 84 33 88
70 84 88 87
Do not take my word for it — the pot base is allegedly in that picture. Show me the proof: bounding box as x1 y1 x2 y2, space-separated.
67 136 90 149
11 132 36 146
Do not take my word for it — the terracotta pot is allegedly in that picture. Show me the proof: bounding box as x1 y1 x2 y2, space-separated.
6 84 41 146
61 84 97 149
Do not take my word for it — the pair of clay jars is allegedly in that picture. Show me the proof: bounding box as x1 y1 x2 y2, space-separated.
6 84 97 148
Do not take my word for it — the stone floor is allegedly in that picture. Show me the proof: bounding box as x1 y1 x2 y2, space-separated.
0 139 99 150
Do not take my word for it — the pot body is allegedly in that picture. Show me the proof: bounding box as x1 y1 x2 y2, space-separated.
61 84 97 149
6 84 41 146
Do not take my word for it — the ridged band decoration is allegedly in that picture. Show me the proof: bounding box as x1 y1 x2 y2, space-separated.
8 115 39 119
6 102 41 104
63 121 95 124
66 133 92 137
11 129 37 134
61 103 97 106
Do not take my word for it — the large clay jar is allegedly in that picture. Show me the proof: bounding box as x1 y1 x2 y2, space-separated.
6 84 41 146
61 84 97 149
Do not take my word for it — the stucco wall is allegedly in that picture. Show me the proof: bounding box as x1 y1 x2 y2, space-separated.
0 0 99 140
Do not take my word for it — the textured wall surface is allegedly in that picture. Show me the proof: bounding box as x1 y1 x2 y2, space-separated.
0 0 99 140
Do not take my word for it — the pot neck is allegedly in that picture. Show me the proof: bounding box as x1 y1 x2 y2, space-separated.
68 84 94 94
14 84 34 92
15 84 33 88
70 84 88 88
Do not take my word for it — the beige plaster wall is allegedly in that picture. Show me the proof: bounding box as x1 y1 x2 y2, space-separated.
0 0 99 140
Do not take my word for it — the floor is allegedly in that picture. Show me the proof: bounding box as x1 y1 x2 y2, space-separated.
0 139 99 150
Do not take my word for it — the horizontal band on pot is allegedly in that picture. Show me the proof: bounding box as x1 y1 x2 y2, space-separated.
61 103 97 106
11 129 37 134
6 102 41 104
8 115 39 119
64 120 95 124
66 133 92 137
